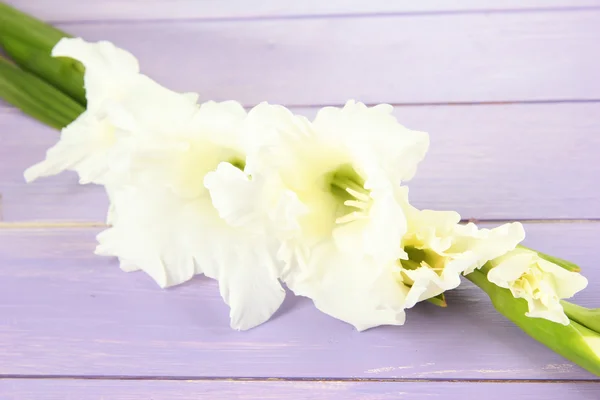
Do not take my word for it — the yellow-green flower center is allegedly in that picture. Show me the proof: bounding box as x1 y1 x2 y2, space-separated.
228 156 246 171
327 164 372 225
400 246 446 276
512 265 556 304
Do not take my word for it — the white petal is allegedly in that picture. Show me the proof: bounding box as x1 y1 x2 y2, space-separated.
459 222 526 275
285 245 407 331
403 264 462 308
205 162 307 235
52 37 140 110
487 253 533 288
537 259 589 299
194 101 247 150
333 185 408 263
105 76 200 136
24 112 115 184
95 186 206 287
406 208 461 254
204 162 266 232
314 100 430 183
52 37 139 74
525 298 570 325
244 102 348 187
243 102 315 170
209 238 285 330
105 184 118 225
362 186 408 262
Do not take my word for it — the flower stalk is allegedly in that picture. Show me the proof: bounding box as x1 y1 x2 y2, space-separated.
0 34 86 104
0 1 85 127
0 55 84 129
0 2 68 50
467 268 600 376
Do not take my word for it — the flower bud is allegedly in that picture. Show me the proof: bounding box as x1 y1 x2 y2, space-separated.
468 269 600 376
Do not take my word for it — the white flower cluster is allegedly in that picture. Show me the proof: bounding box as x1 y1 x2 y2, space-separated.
25 38 587 330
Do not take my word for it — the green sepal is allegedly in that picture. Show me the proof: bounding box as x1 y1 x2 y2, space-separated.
562 301 600 334
427 293 447 307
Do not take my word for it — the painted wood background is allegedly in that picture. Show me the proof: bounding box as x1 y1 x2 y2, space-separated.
1 1 600 398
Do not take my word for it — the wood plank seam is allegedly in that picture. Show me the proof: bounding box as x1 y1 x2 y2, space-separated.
276 99 600 109
0 220 599 230
0 376 599 384
2 7 598 106
4 99 600 115
0 221 108 229
49 5 600 26
3 101 600 222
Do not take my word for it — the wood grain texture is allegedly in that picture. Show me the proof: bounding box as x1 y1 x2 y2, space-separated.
2 103 599 222
14 10 593 106
0 223 598 379
1 379 599 400
5 0 600 22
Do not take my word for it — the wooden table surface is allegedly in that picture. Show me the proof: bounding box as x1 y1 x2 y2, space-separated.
1 1 600 398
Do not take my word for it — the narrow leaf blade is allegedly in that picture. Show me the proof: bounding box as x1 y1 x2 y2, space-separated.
0 56 84 129
1 34 86 105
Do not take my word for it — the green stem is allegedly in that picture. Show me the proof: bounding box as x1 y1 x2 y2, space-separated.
0 2 70 50
467 269 600 376
1 34 86 105
0 2 86 106
0 56 84 129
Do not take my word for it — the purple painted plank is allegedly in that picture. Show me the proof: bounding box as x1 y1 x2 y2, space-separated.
0 223 599 379
2 103 599 222
14 10 593 106
6 0 600 22
1 379 599 400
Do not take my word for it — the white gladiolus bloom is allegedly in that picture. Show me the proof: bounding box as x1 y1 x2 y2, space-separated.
23 38 198 225
22 37 286 330
206 101 429 330
94 97 286 331
397 206 526 308
487 248 588 325
24 37 148 186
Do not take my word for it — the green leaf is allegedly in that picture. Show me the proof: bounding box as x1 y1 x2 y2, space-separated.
0 34 85 105
467 269 600 376
0 2 70 51
0 55 84 129
518 245 581 272
0 2 85 106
